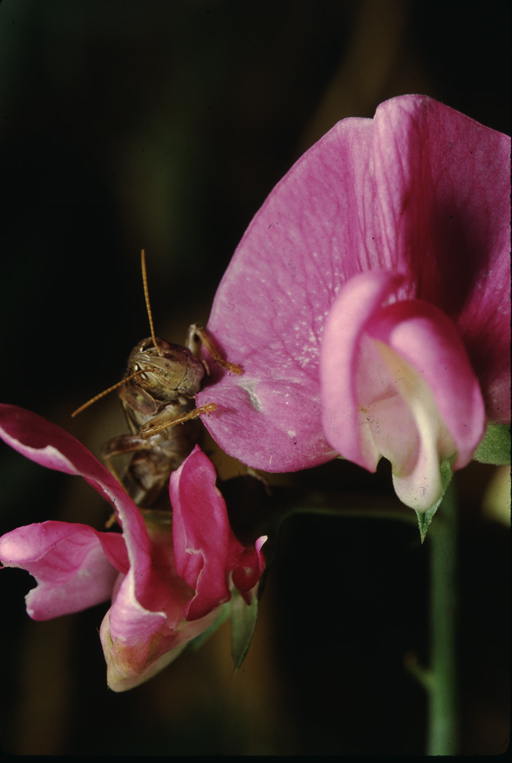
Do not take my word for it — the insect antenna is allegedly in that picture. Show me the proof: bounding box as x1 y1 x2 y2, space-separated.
71 370 146 418
141 249 164 357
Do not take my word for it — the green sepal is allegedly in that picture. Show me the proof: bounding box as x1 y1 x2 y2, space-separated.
230 587 259 672
415 458 453 543
185 602 230 652
473 423 511 465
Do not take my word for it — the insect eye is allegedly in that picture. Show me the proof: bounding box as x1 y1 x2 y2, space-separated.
133 364 140 372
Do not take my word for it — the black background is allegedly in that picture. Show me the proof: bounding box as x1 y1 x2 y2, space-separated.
0 0 509 754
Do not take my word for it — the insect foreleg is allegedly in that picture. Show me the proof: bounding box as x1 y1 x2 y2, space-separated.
186 324 244 375
140 402 217 438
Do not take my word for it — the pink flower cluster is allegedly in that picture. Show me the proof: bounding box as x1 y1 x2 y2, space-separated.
0 405 265 691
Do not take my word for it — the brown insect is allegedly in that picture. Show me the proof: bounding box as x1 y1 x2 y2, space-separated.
72 250 242 508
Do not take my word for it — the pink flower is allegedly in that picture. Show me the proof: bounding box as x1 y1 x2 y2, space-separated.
0 405 265 691
196 95 510 511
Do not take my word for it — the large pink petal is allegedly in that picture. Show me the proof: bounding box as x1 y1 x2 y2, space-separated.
372 96 511 422
197 96 510 473
170 446 232 620
0 521 128 619
196 116 380 471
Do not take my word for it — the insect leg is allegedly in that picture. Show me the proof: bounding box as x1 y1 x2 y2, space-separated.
186 324 244 375
101 434 161 525
139 402 216 438
101 433 155 479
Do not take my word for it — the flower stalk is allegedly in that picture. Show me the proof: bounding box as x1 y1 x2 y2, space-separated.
426 480 458 755
267 485 459 754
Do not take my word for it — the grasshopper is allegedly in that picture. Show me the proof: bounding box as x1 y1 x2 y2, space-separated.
73 251 242 508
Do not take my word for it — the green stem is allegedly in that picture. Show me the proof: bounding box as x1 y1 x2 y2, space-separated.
426 481 458 755
273 490 417 532
263 485 458 752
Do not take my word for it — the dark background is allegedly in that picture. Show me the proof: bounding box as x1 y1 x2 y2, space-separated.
0 0 509 754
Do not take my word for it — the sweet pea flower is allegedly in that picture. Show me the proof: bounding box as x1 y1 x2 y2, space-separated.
0 405 265 691
196 95 510 511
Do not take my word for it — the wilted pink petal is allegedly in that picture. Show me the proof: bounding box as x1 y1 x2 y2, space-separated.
170 445 266 620
0 404 169 643
100 513 221 692
230 534 267 602
196 95 510 502
0 406 224 688
0 406 266 690
0 521 128 619
170 445 232 620
100 604 220 693
103 444 267 691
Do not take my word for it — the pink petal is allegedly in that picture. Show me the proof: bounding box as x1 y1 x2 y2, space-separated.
0 521 128 619
230 534 267 602
170 445 232 620
99 515 222 692
0 406 228 689
366 298 486 468
196 115 379 472
100 600 221 692
108 514 195 648
196 96 510 472
372 96 511 422
321 271 486 509
0 405 148 528
0 405 173 643
170 446 267 619
321 270 404 471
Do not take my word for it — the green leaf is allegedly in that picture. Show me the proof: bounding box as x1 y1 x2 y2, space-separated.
415 458 453 543
473 423 511 465
416 502 440 544
230 587 259 672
